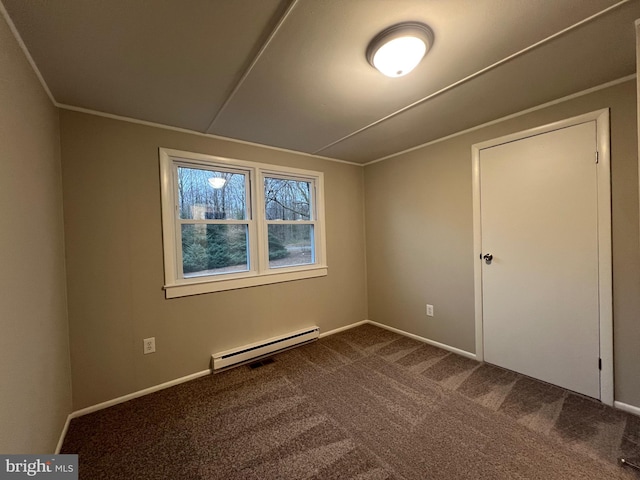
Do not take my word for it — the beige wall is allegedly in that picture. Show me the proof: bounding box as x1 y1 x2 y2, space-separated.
365 80 640 406
0 14 71 452
59 111 368 409
637 21 640 261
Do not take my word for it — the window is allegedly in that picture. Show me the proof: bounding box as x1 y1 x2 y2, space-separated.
264 176 315 269
160 148 327 298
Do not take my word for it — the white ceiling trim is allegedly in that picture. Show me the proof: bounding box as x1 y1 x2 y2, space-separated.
56 103 362 167
314 0 633 156
4 0 634 168
363 73 637 167
3 0 359 167
205 0 300 133
0 0 55 106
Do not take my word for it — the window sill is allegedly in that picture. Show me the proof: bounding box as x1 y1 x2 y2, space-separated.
163 265 328 298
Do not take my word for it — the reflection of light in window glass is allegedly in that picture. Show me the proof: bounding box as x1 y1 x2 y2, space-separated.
177 166 246 220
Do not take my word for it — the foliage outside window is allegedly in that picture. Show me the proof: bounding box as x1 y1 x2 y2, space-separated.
160 149 327 298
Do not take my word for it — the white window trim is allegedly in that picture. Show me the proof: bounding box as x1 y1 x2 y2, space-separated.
159 148 328 298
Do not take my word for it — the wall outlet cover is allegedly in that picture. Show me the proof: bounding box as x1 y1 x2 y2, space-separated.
143 337 156 354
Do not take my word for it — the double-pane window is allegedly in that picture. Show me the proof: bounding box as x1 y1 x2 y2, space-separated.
160 149 327 298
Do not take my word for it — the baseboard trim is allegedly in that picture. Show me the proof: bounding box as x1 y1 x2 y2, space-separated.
366 320 477 360
57 318 468 450
55 415 72 454
55 368 212 452
56 319 633 453
319 320 369 338
68 321 371 422
614 401 640 417
71 369 212 419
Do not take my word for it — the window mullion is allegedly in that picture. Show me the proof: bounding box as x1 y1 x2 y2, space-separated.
246 174 256 274
254 169 268 274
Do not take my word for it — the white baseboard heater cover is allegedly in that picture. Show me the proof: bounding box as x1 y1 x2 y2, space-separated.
212 326 319 370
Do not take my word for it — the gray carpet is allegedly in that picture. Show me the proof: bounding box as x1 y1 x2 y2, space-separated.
62 324 640 479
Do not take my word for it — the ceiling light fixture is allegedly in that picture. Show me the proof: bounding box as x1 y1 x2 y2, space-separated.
366 22 434 78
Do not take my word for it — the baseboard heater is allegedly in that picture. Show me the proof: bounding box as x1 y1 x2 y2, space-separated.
212 326 319 370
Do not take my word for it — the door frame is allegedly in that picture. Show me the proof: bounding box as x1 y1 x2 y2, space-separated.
471 109 613 405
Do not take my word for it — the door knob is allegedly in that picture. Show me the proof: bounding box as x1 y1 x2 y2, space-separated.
483 253 493 265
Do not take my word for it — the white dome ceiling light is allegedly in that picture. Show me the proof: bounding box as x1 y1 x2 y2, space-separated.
366 22 434 78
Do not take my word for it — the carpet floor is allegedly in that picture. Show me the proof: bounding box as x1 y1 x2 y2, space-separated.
62 324 640 479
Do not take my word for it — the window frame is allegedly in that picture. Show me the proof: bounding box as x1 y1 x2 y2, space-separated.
159 148 327 298
175 161 254 280
261 171 318 271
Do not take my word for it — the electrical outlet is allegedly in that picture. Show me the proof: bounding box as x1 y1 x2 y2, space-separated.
143 337 156 354
426 304 434 317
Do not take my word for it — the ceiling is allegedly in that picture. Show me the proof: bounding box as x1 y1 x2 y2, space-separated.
2 0 639 164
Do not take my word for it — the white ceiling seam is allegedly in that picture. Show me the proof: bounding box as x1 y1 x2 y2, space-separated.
56 103 363 167
4 0 636 163
205 0 300 133
362 73 637 167
55 73 636 169
312 0 634 156
0 0 55 106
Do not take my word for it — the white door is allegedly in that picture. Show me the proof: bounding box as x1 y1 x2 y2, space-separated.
479 121 600 399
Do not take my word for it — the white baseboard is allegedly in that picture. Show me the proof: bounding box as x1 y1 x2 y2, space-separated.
319 320 369 338
56 368 212 452
55 414 72 454
71 369 212 419
614 401 640 417
65 320 371 425
55 318 634 453
56 318 467 450
55 320 368 450
366 320 477 360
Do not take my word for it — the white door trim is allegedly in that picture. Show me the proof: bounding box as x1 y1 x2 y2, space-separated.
472 109 613 405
